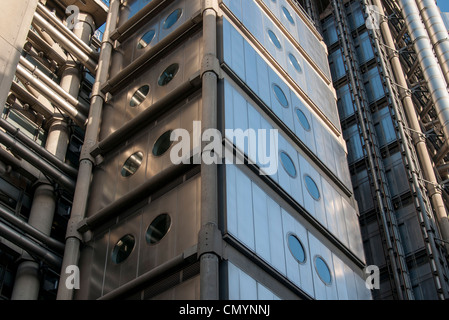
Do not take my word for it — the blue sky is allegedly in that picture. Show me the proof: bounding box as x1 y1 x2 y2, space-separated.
437 0 449 12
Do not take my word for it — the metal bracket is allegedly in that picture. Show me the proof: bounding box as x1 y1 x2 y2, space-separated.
66 218 83 241
202 0 219 13
201 54 222 79
198 223 223 258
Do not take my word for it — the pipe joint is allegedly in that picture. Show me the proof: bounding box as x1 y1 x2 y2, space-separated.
201 54 222 79
198 223 222 259
202 0 219 14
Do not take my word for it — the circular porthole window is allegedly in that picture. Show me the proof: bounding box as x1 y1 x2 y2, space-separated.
130 85 150 107
146 213 171 245
295 108 311 131
152 130 174 156
121 151 144 177
304 175 320 201
282 6 295 25
272 84 289 108
288 234 306 264
137 30 156 49
288 53 302 73
158 63 179 86
315 256 332 285
280 151 297 178
267 29 282 50
111 234 135 264
163 8 182 30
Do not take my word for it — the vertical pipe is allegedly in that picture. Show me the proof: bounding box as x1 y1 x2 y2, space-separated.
56 0 120 300
416 0 449 87
199 2 219 300
393 0 449 245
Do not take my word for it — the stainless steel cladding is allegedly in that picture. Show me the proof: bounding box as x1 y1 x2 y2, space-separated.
87 93 201 215
224 165 370 299
100 31 202 140
82 175 200 299
221 18 341 133
223 78 352 190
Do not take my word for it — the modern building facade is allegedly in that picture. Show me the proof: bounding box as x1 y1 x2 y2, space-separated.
0 0 447 301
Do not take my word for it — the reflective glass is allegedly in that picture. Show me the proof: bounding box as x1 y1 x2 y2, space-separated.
163 8 182 30
112 234 135 264
273 84 289 108
288 234 306 263
315 256 332 285
152 130 173 156
121 151 143 177
146 214 171 245
305 175 320 200
280 151 297 177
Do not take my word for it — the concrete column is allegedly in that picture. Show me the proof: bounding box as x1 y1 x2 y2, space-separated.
11 10 94 300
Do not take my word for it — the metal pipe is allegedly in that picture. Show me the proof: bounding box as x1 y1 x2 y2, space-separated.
369 0 449 299
19 57 89 115
0 205 64 252
9 81 53 120
56 0 121 300
0 119 77 177
416 0 449 87
391 0 449 246
92 76 201 157
32 12 97 74
35 2 98 62
398 0 449 154
98 251 195 300
26 29 67 67
102 11 203 94
0 221 62 268
199 2 219 300
0 130 75 191
78 163 195 233
15 64 87 128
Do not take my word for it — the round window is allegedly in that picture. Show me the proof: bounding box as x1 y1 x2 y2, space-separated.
267 29 282 50
146 213 171 245
111 234 135 264
137 30 155 49
130 85 150 107
163 8 182 30
152 130 174 156
305 175 320 201
280 151 297 178
288 234 306 264
158 63 179 86
282 6 295 25
121 151 144 177
315 256 332 285
272 84 289 108
288 53 302 73
295 108 311 131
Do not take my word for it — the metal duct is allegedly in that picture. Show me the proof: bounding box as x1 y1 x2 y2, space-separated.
19 57 89 115
15 64 87 128
416 0 449 87
0 205 64 252
32 12 97 74
398 0 449 153
0 130 76 192
0 221 62 268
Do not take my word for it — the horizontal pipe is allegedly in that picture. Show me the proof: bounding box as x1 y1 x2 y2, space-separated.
36 2 98 62
0 221 62 268
92 75 201 157
0 205 64 252
111 0 169 42
33 12 97 74
98 252 195 300
26 29 67 67
19 57 89 115
102 11 203 94
16 64 87 128
0 119 78 178
0 130 76 192
78 163 196 232
10 82 53 120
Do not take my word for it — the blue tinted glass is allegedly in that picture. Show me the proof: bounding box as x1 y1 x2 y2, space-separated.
273 84 289 107
288 234 306 263
305 175 320 200
296 108 311 131
288 53 302 73
315 256 332 285
268 29 282 49
282 6 295 25
280 151 297 177
158 64 179 86
137 30 155 49
163 8 182 30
